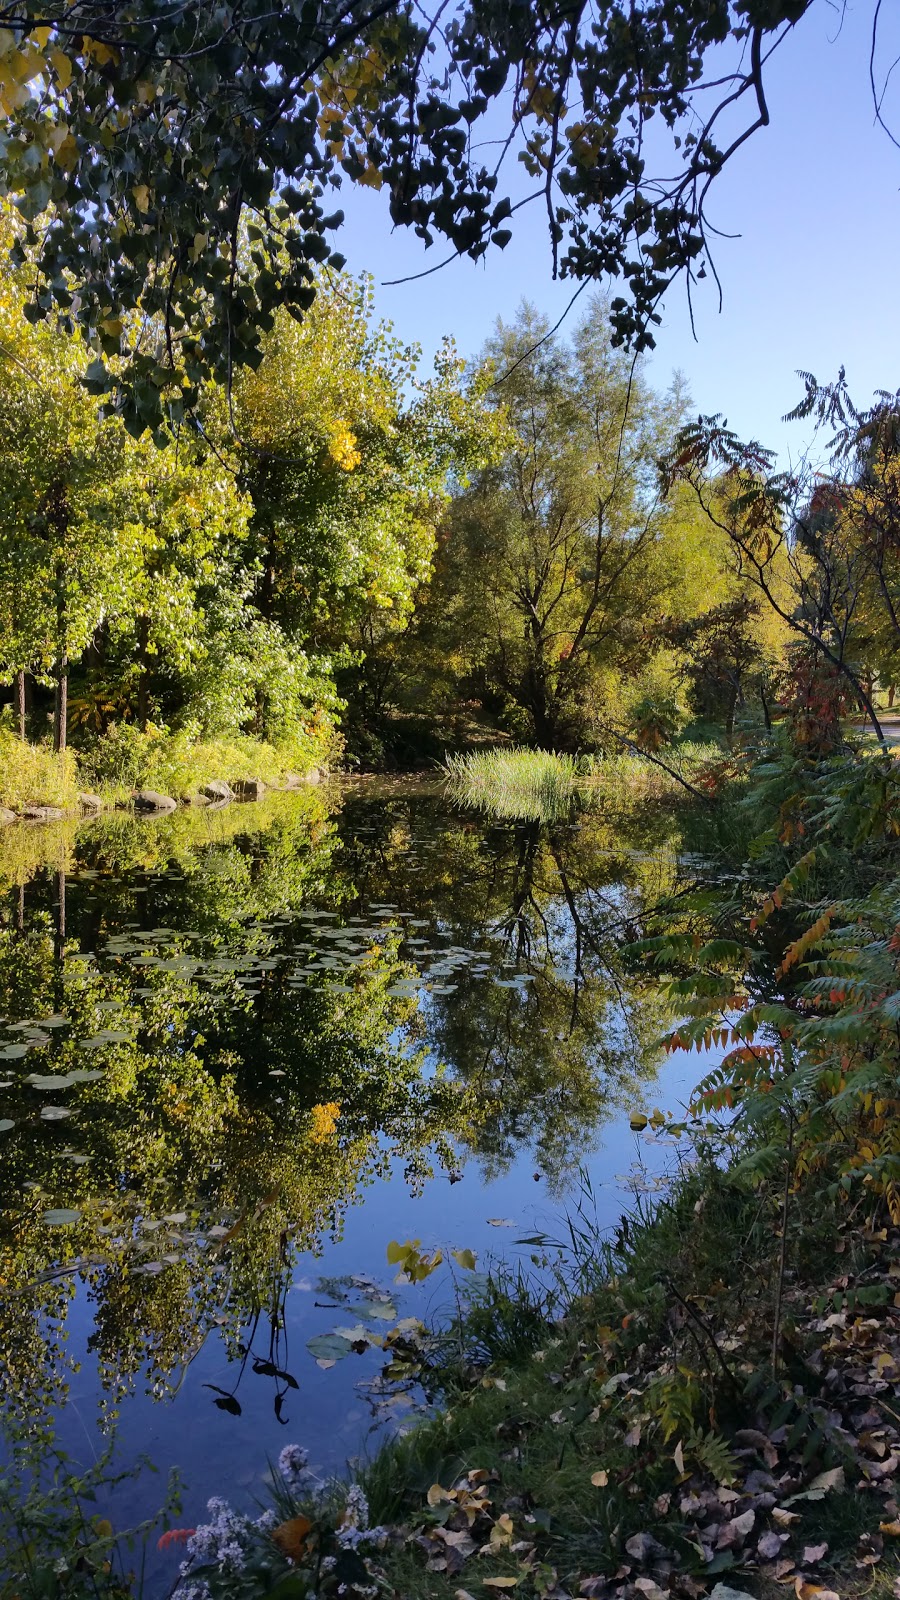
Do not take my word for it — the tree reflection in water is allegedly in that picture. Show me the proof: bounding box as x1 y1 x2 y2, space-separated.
0 782 681 1445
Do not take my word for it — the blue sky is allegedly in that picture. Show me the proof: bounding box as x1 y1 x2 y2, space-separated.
333 0 900 462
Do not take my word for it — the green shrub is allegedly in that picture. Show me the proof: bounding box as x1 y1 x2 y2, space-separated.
0 731 79 811
79 723 337 800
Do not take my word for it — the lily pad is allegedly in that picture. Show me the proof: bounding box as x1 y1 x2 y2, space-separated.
42 1208 81 1226
0 1118 14 1133
306 1332 354 1362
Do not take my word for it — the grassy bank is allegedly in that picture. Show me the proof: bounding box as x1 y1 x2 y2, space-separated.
444 743 722 820
357 1147 900 1600
0 724 335 815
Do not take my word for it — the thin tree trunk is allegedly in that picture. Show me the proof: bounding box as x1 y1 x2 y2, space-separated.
759 683 772 732
137 614 150 732
14 669 25 740
54 869 66 1011
53 559 67 755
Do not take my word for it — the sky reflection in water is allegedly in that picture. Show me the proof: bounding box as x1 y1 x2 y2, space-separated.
0 779 707 1549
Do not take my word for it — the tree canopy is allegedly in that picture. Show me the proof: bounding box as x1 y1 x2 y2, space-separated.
0 0 834 432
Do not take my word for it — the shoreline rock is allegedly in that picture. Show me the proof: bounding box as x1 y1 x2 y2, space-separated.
132 789 177 813
232 778 266 801
200 779 233 803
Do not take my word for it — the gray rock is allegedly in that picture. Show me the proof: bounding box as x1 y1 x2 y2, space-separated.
0 807 16 825
183 792 211 806
132 789 177 813
200 779 233 802
22 805 65 821
232 778 266 801
78 792 105 812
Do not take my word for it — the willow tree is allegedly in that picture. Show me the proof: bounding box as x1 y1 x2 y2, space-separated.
415 299 704 748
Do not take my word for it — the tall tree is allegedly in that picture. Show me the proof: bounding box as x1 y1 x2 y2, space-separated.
228 274 501 719
414 299 695 748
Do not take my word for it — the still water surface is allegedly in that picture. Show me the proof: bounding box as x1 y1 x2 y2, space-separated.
0 777 706 1567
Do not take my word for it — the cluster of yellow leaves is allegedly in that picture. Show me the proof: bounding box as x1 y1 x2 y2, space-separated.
309 1100 341 1143
327 419 361 471
313 45 386 185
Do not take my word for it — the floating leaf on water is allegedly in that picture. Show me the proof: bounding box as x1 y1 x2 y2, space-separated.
26 1074 73 1089
40 1106 72 1120
0 1046 30 1060
42 1208 81 1226
354 1298 398 1321
486 1218 516 1227
306 1332 354 1362
0 1118 14 1133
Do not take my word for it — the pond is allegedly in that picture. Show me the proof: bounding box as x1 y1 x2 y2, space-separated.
0 777 709 1583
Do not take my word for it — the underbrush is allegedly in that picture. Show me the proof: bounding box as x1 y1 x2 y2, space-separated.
0 730 80 811
78 724 333 801
360 1143 900 1600
0 723 336 812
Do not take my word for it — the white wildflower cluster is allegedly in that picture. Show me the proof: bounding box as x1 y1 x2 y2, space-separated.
342 1485 368 1529
278 1443 313 1490
171 1496 257 1597
335 1485 388 1553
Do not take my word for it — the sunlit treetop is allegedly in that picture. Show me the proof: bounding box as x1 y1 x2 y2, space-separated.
0 0 844 432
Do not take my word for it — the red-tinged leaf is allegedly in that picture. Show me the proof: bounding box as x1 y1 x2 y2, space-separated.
157 1528 195 1551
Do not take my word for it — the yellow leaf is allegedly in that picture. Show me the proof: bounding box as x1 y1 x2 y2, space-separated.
132 183 150 213
629 1112 648 1131
591 1470 609 1487
82 36 120 67
427 1483 453 1506
482 1581 520 1591
880 1519 900 1536
452 1248 477 1271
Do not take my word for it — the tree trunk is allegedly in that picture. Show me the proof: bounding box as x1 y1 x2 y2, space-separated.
53 560 67 755
759 682 772 732
137 613 150 732
14 669 26 740
54 869 66 1011
725 683 739 746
